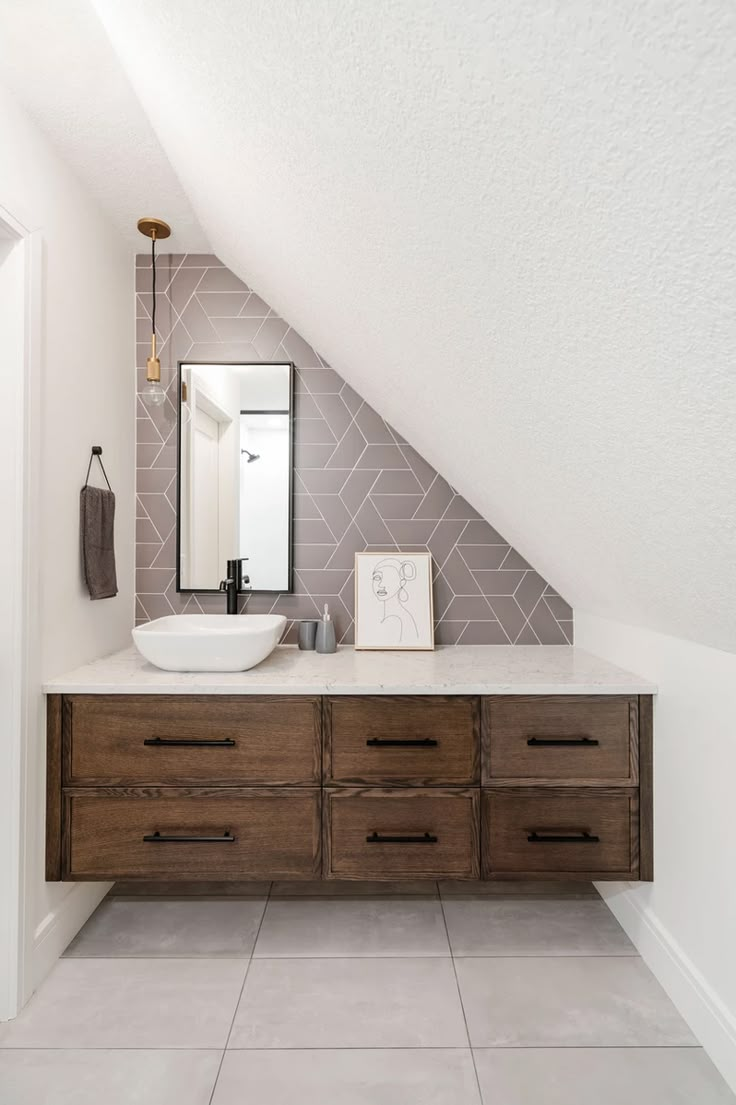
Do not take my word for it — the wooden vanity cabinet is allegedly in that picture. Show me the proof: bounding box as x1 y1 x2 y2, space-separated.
47 692 653 883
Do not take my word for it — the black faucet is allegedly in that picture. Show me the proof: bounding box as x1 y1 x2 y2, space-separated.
219 558 250 614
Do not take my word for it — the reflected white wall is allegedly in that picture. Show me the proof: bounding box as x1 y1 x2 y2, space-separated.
239 415 290 590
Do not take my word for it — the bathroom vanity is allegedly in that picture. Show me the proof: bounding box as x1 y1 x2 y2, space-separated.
44 646 654 884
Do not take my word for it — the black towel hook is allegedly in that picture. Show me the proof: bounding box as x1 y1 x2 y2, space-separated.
84 445 112 491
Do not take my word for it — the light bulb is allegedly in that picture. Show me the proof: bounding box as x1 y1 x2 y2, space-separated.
141 382 166 408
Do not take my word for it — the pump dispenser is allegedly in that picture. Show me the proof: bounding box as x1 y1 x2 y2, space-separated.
315 603 337 654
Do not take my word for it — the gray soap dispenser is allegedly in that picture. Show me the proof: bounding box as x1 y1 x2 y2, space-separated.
315 603 337 653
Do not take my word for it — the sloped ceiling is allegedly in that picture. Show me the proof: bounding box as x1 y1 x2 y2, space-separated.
5 1 736 650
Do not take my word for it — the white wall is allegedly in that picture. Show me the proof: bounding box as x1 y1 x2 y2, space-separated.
576 611 736 1093
0 84 135 1001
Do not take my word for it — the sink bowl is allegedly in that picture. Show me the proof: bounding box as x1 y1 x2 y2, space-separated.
132 614 287 672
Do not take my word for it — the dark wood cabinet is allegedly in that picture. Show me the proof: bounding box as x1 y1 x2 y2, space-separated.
47 691 653 883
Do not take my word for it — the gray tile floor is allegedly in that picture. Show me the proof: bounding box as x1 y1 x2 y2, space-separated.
0 882 733 1104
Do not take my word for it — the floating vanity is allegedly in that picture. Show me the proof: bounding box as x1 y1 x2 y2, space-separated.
44 646 654 885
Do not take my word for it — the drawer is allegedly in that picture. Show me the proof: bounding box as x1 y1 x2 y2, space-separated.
324 696 479 785
483 696 637 784
65 695 321 785
482 790 638 879
66 789 321 880
325 788 480 880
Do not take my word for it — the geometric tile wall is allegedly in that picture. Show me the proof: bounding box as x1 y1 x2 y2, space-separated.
136 254 572 645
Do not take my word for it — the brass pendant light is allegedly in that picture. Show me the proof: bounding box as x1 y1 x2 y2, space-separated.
137 217 171 408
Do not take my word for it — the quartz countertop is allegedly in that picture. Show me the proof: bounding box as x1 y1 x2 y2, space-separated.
43 645 655 696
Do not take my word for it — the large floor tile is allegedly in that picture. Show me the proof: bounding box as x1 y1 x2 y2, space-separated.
65 897 266 958
271 880 438 897
212 1049 481 1104
473 1047 736 1105
455 956 697 1047
439 880 598 898
229 957 468 1048
0 959 246 1049
443 898 633 956
0 1050 222 1105
254 898 450 957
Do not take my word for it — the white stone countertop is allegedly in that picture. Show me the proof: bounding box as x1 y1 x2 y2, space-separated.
43 644 655 696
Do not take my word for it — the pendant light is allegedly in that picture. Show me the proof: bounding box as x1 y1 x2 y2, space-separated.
137 216 171 408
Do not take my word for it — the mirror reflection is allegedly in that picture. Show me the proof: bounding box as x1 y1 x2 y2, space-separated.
177 362 293 592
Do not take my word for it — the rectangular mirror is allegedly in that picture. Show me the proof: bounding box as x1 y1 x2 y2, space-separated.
177 361 293 593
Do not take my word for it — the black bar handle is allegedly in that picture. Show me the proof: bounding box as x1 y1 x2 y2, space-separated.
527 830 600 844
366 831 438 844
366 738 439 748
526 736 599 747
143 831 236 844
144 737 236 748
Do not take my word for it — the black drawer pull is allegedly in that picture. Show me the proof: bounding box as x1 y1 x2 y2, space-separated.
143 831 236 844
366 831 438 844
366 738 438 748
527 830 600 844
526 736 599 747
144 737 236 748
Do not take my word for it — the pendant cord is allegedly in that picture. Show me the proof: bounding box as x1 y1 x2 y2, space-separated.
151 235 157 338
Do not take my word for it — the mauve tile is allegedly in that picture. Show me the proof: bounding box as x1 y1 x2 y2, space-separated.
434 621 468 645
372 470 424 495
138 594 175 620
294 393 322 419
443 494 482 521
282 331 322 368
388 424 408 445
354 403 395 444
385 520 437 545
152 529 177 569
240 593 276 614
137 444 162 469
459 545 510 570
414 475 454 520
136 517 160 543
297 569 352 594
293 545 336 569
473 569 527 595
137 417 164 446
281 621 299 644
339 469 379 514
156 445 178 469
487 597 528 642
325 523 366 569
135 597 148 621
458 620 511 644
136 296 173 341
353 498 395 545
194 593 230 614
240 293 270 317
181 253 225 267
440 548 482 595
252 318 289 359
294 518 336 544
295 442 338 469
340 620 356 644
339 575 356 616
299 368 343 393
188 341 255 361
400 445 437 491
500 548 531 570
357 444 409 469
138 493 175 538
560 620 574 643
340 382 363 415
326 424 367 470
160 320 194 363
197 268 249 292
432 569 454 619
443 596 493 621
197 292 249 316
179 296 219 343
516 622 541 644
427 519 468 568
167 267 207 311
293 494 322 520
369 494 423 519
163 580 190 614
515 570 548 615
313 494 353 538
211 316 263 343
137 543 161 569
529 601 570 644
137 468 176 495
295 419 337 445
314 393 354 440
299 468 351 495
270 594 322 620
136 568 176 594
545 594 573 620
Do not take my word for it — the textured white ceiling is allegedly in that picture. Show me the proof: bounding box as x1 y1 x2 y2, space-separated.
7 1 736 650
0 0 207 250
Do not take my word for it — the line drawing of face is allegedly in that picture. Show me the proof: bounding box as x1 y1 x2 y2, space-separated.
370 557 418 642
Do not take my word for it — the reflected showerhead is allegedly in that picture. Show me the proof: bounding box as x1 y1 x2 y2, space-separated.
241 449 261 463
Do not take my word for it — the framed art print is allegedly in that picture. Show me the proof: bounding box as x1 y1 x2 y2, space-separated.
354 551 434 650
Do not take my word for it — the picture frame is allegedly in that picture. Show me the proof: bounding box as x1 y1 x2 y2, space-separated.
354 551 435 651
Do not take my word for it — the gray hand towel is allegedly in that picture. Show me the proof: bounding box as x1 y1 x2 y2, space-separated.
80 485 118 600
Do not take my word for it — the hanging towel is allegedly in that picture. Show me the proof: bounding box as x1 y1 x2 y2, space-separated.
80 484 118 599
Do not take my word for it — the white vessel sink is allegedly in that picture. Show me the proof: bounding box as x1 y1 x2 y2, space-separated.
132 614 287 672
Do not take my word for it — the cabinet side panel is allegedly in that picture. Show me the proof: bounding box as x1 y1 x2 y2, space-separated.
45 694 63 880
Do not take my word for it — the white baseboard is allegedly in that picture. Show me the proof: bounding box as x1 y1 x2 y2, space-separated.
598 883 736 1093
31 882 111 994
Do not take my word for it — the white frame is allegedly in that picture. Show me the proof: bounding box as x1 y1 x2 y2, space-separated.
354 551 435 651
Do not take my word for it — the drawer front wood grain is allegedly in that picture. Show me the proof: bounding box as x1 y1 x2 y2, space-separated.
66 788 321 880
324 696 479 785
483 789 637 879
66 695 321 785
483 696 637 784
325 788 480 879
